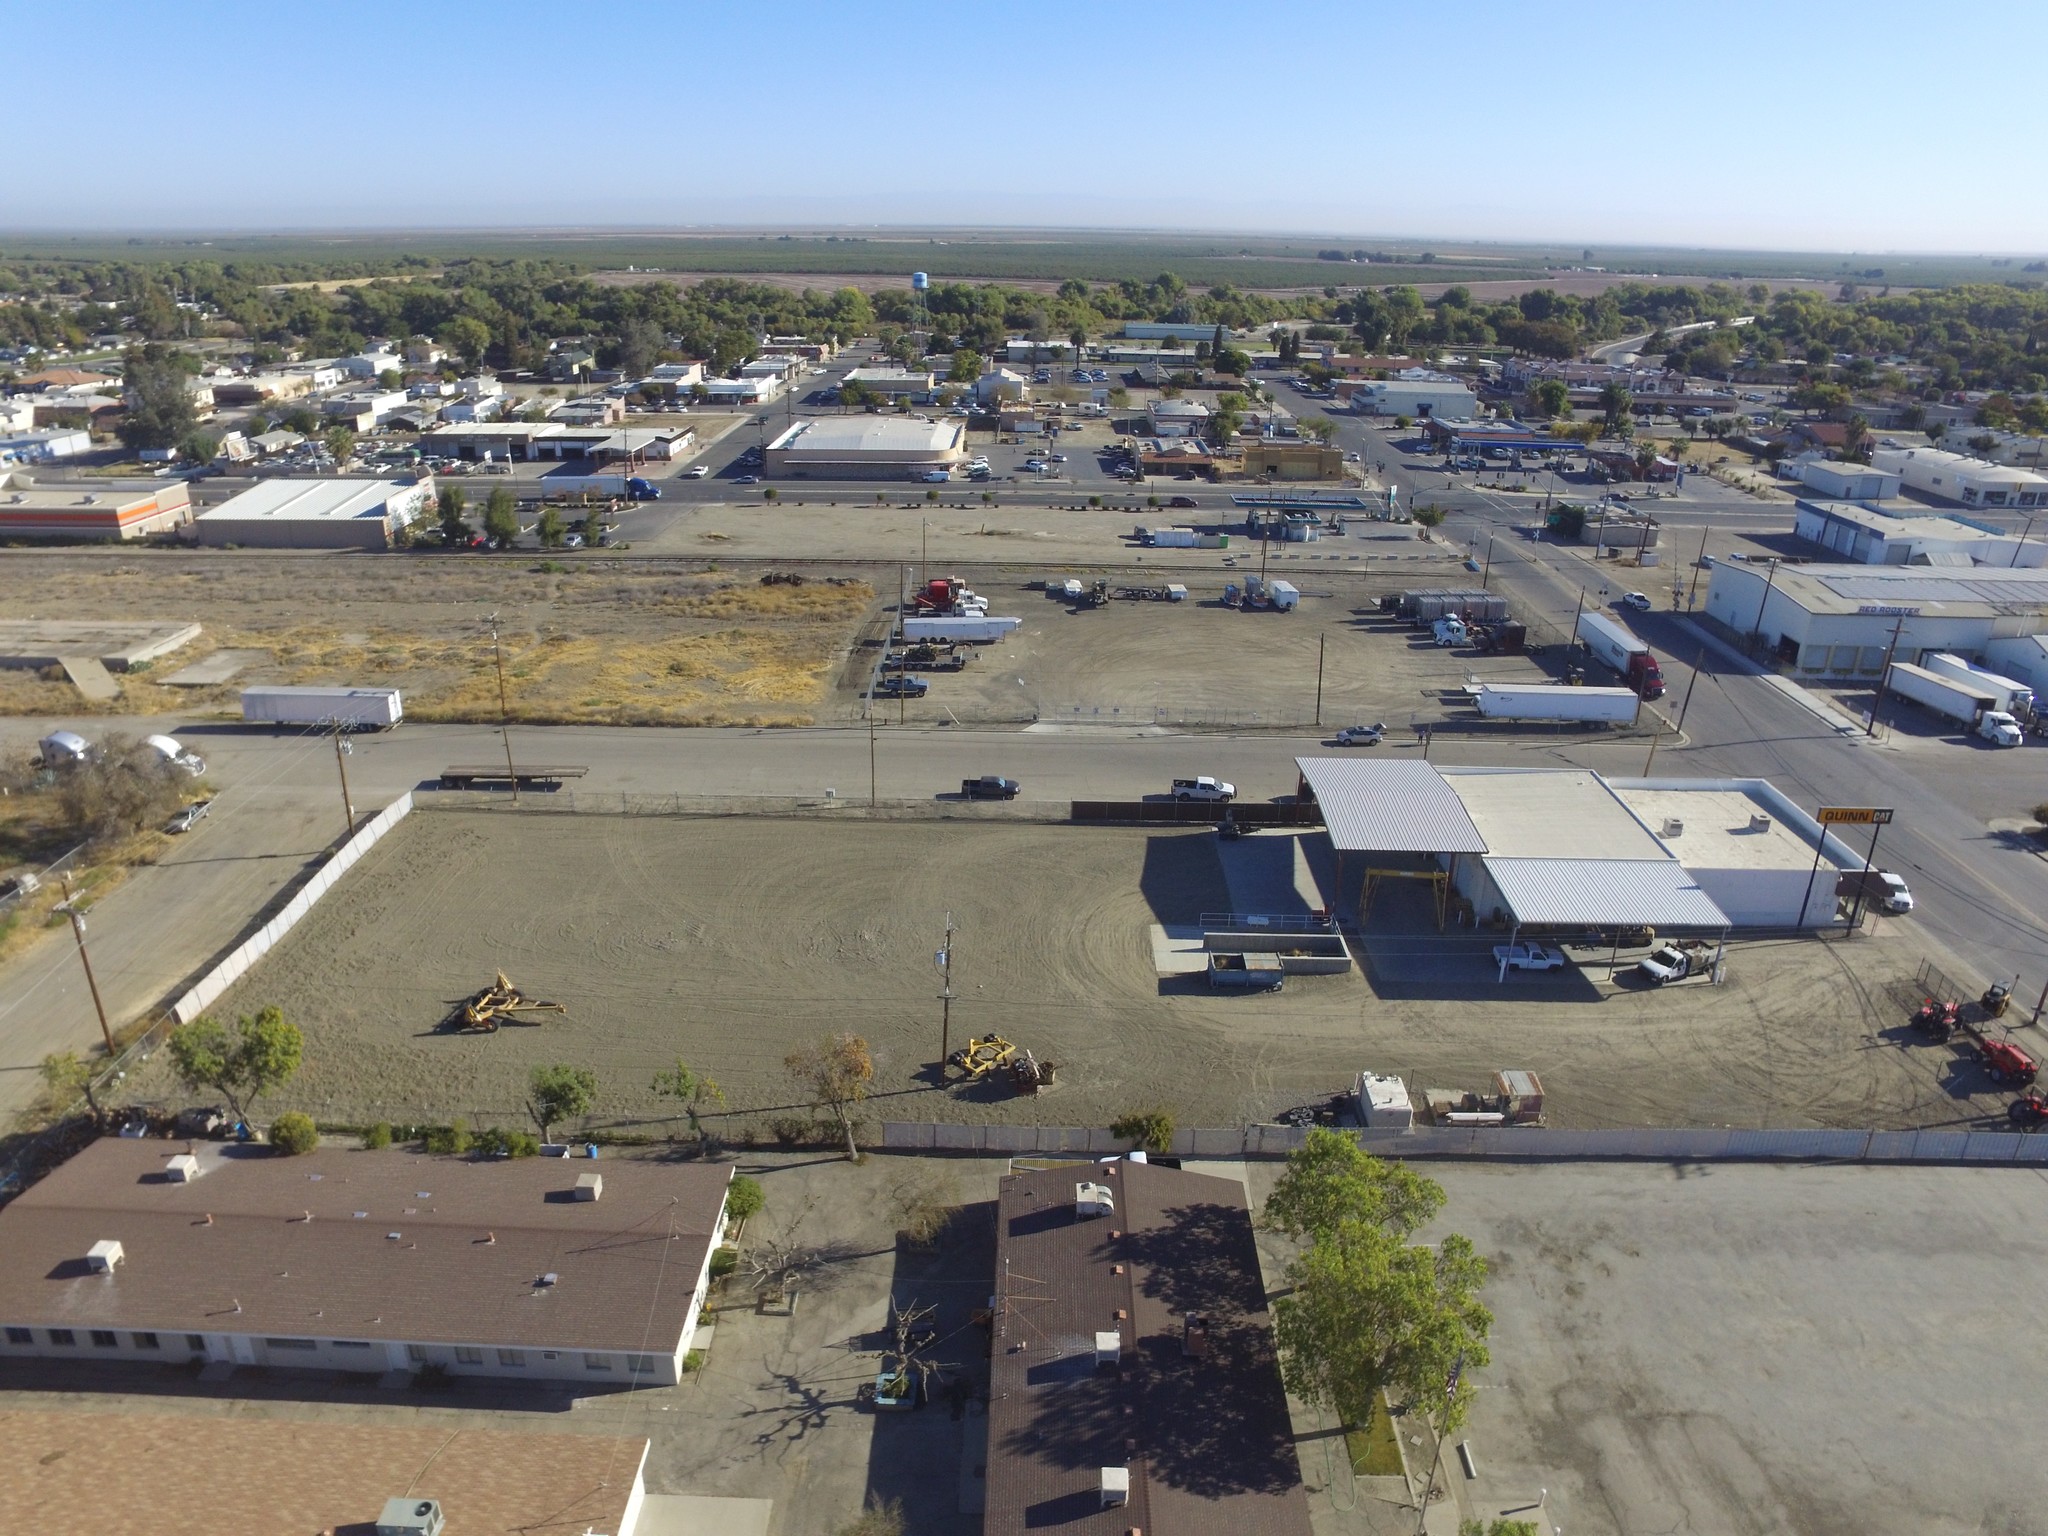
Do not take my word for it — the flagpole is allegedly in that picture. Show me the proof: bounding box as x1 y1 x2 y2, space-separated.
1413 1352 1465 1536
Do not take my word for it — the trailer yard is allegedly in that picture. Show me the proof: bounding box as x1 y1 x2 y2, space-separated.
118 808 1967 1136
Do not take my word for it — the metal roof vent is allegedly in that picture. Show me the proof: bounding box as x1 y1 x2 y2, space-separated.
1075 1182 1115 1219
86 1239 124 1273
1661 817 1684 838
1100 1468 1130 1508
573 1172 602 1202
375 1496 445 1536
165 1154 201 1182
1095 1330 1122 1368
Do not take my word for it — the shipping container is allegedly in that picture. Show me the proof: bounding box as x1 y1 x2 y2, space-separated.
241 686 404 730
1472 684 1639 723
1399 589 1508 625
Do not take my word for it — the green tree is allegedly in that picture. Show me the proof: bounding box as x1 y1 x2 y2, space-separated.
1110 1107 1175 1154
436 484 469 544
483 485 520 547
117 346 199 451
785 1032 874 1161
1597 382 1633 434
179 429 219 465
1263 1127 1446 1242
526 1064 597 1142
947 349 983 384
268 1111 319 1155
1266 1134 1492 1438
651 1056 726 1137
1298 414 1338 445
324 425 356 463
1207 391 1246 447
378 368 404 390
1529 378 1572 419
38 1050 102 1122
1461 1522 1540 1536
1413 504 1446 528
724 1174 765 1226
439 316 492 368
535 505 566 548
167 1007 305 1124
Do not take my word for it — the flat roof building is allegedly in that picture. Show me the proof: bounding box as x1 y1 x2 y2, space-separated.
0 427 91 464
0 473 191 540
1121 322 1233 343
1791 498 2035 566
1295 758 1851 932
194 476 436 550
1703 560 2048 678
1872 445 2048 509
986 1159 1312 1536
0 1138 732 1386
0 1411 652 1536
765 417 965 479
1348 379 1478 418
843 367 934 398
1790 458 1903 502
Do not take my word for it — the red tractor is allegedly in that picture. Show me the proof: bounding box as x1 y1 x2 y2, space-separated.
911 576 966 612
1978 1037 2039 1086
2009 1091 2048 1129
1911 998 1961 1040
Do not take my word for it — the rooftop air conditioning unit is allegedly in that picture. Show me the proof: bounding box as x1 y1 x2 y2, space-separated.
1095 1330 1122 1368
86 1240 124 1273
1662 817 1684 838
574 1172 602 1202
1100 1468 1130 1508
1075 1182 1115 1219
1748 814 1772 833
375 1496 445 1536
165 1154 201 1182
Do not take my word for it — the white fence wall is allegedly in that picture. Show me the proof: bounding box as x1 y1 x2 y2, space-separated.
170 794 413 1025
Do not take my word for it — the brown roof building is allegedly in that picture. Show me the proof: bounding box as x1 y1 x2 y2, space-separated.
0 1139 731 1386
0 1409 650 1536
13 367 115 391
986 1159 1312 1536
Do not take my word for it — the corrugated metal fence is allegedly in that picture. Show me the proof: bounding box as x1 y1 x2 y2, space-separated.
881 1121 2048 1165
1070 801 1322 827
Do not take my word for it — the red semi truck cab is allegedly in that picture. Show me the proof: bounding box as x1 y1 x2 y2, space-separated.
1629 652 1665 698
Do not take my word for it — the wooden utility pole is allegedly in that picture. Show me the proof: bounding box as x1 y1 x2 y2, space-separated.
936 914 958 1069
1314 634 1326 727
330 721 356 835
485 612 519 803
60 881 114 1055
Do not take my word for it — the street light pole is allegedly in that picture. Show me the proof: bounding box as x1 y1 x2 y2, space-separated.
60 881 114 1055
1687 525 1711 610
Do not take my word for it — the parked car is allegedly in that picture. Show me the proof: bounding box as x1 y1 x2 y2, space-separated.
1333 723 1385 746
165 800 212 834
1171 776 1236 802
685 464 710 478
1168 495 1198 508
1620 591 1652 611
1492 943 1565 972
734 474 759 485
960 775 1021 800
875 676 928 698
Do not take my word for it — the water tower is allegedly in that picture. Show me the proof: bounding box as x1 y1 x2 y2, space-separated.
908 270 931 339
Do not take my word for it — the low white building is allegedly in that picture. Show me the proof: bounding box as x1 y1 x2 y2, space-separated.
741 354 805 381
194 476 436 550
338 350 403 380
644 361 706 390
1871 445 2048 509
973 368 1029 405
697 375 783 406
1148 398 1211 437
322 388 409 425
1790 498 2036 566
1349 379 1478 419
0 428 91 464
765 417 965 478
0 397 36 433
1790 458 1902 501
1004 338 1076 362
843 367 933 400
439 394 507 423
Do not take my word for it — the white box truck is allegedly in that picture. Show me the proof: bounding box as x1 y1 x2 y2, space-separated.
241 686 404 730
900 615 1022 644
1473 683 1639 723
1920 653 2034 716
1883 662 1994 728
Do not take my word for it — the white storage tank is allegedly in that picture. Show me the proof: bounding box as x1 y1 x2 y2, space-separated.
1355 1071 1414 1129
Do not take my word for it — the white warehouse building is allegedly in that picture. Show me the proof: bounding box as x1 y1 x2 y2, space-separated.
193 476 436 550
1870 445 2048 509
1349 379 1478 419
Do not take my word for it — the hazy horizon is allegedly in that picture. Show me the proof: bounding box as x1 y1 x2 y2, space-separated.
10 0 2045 253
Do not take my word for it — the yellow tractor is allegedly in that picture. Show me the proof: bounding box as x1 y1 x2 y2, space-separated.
450 972 566 1033
949 1035 1018 1079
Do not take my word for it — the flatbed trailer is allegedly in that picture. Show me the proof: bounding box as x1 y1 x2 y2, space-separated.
439 764 590 790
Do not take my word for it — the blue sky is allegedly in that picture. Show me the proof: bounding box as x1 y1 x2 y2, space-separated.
8 0 2043 252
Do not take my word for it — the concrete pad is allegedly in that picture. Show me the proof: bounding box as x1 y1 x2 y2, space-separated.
1215 832 1320 916
56 655 117 701
160 648 267 686
195 1361 236 1383
633 1494 773 1536
0 619 201 672
1146 922 1209 976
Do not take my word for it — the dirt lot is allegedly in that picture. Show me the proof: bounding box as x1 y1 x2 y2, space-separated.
123 809 1957 1136
0 552 873 728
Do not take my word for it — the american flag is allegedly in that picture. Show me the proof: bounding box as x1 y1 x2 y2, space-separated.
1445 1353 1465 1403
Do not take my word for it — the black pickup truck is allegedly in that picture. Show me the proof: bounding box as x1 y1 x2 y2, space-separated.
961 775 1021 800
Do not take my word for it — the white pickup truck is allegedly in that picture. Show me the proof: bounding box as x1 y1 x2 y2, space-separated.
1492 943 1565 972
1172 776 1237 803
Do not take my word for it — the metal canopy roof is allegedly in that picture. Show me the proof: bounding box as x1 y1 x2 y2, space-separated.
1484 856 1730 930
1294 758 1487 854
